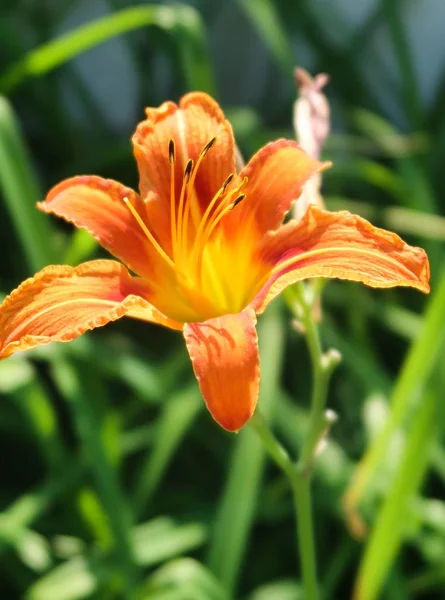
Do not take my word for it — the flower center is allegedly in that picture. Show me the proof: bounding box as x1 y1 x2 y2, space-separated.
123 139 263 322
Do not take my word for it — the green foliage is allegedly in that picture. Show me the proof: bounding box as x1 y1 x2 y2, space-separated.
1 1 444 599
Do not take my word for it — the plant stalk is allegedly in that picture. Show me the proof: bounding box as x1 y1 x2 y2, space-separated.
250 282 340 600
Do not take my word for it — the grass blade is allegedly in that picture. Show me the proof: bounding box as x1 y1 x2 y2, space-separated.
133 383 202 515
143 558 229 600
0 465 83 557
26 518 207 600
0 96 55 272
353 388 438 600
49 358 139 598
343 264 445 534
381 0 422 129
324 158 407 205
133 518 207 567
236 0 294 72
0 5 215 94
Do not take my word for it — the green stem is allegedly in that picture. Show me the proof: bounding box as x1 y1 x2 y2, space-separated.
251 283 340 600
250 411 319 599
296 285 340 474
291 475 319 600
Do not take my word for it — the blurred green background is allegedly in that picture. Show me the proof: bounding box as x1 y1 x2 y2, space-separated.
1 0 445 598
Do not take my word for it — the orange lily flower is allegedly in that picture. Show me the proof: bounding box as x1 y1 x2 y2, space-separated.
0 93 429 431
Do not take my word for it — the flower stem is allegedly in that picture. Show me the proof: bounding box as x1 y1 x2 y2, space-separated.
295 284 340 476
291 474 318 600
249 411 319 599
251 283 340 599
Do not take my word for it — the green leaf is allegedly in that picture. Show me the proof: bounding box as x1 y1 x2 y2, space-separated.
26 556 98 600
143 558 228 600
236 0 294 73
0 358 34 392
324 159 407 204
344 264 445 538
352 109 438 231
77 488 113 551
353 388 438 600
62 229 98 266
0 5 215 94
247 579 303 600
133 518 207 567
26 519 208 600
0 465 83 557
0 96 55 272
133 383 202 514
16 530 52 573
49 357 139 596
381 0 422 130
13 380 66 471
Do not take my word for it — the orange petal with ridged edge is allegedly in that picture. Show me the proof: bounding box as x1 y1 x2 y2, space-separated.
225 140 326 237
0 259 182 359
132 92 236 210
183 309 259 431
253 206 430 313
38 176 156 279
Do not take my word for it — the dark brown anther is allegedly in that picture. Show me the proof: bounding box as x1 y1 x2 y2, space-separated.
184 159 194 182
222 173 234 192
232 193 246 209
168 139 175 164
201 137 217 157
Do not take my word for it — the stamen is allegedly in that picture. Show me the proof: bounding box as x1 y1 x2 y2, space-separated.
192 173 235 251
221 176 247 207
184 159 193 182
189 176 232 268
222 173 234 192
169 139 177 257
165 134 247 305
200 136 216 156
179 139 216 263
122 197 175 269
206 203 238 237
175 159 194 265
231 193 246 209
168 138 175 164
190 175 247 271
194 201 237 277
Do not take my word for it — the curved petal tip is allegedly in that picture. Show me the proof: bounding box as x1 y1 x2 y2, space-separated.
184 309 260 432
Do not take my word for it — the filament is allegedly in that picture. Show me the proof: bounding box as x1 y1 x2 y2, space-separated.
122 197 175 269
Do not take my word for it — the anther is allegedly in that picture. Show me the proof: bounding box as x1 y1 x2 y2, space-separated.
231 193 246 209
184 159 194 182
222 173 234 192
200 136 216 157
168 139 175 164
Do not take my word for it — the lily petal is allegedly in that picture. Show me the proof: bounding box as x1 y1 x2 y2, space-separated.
132 92 236 210
253 206 430 313
183 309 259 432
0 260 182 359
229 139 326 236
38 176 155 279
